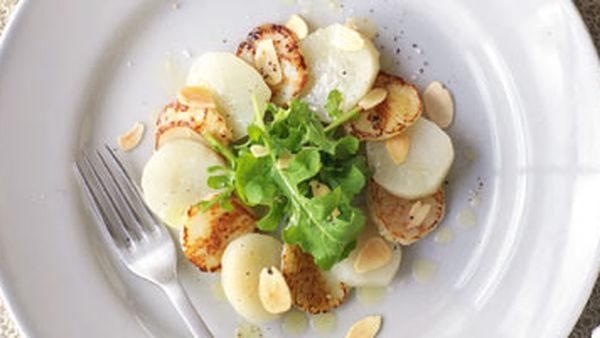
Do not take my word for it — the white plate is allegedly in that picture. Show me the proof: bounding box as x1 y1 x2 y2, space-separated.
1 0 600 337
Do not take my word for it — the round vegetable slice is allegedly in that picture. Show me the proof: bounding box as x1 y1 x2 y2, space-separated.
368 180 445 245
181 196 257 272
347 73 422 141
237 24 308 105
281 244 348 314
366 118 454 199
141 139 224 228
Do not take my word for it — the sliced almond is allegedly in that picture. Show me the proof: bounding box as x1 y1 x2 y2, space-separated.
117 121 145 151
346 315 382 338
408 202 432 229
276 153 292 170
385 134 411 165
344 17 378 40
286 14 309 39
177 86 217 109
353 237 391 274
259 266 292 314
254 38 283 86
333 24 365 51
358 88 388 110
250 144 269 158
310 180 332 197
424 81 454 129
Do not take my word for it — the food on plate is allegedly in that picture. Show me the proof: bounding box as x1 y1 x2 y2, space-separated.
369 181 445 245
117 121 145 151
137 15 457 335
141 139 224 228
345 315 382 338
186 52 271 138
423 81 454 129
367 118 454 199
331 214 401 287
258 266 292 314
181 196 257 272
221 233 283 323
347 73 422 141
237 24 308 105
282 245 348 314
300 23 380 121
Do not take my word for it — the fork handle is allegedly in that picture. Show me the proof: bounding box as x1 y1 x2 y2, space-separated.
162 280 213 338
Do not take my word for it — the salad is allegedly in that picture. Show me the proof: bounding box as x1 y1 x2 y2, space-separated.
134 13 455 337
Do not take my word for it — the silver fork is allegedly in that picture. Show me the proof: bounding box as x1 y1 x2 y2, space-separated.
73 145 213 338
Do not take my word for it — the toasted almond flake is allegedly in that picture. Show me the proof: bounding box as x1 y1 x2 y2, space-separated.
117 122 145 151
353 237 392 274
276 153 292 169
408 202 432 229
310 180 332 197
385 135 411 165
286 14 309 39
344 17 378 40
250 144 269 158
345 315 382 338
424 81 454 129
333 24 365 51
254 39 283 86
259 266 293 314
177 86 217 109
358 88 388 111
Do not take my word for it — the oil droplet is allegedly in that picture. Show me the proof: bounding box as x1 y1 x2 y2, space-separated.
325 0 342 12
211 281 226 301
457 208 477 229
310 312 337 334
279 0 296 4
464 148 478 161
345 17 378 40
356 286 386 305
161 52 186 97
282 309 308 335
235 323 263 338
469 195 481 208
412 258 438 283
434 227 453 244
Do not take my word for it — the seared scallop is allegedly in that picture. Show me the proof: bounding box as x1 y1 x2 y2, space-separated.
347 73 422 141
181 196 257 272
281 244 348 314
368 180 445 245
237 24 308 105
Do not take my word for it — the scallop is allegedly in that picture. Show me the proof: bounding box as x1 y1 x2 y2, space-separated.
331 215 402 287
300 23 380 121
187 52 271 139
366 118 454 199
221 234 283 323
368 180 445 245
181 196 257 272
237 24 308 105
281 245 348 314
141 139 224 228
347 73 422 141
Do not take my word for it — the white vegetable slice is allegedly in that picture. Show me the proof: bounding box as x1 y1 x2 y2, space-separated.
347 73 422 141
281 245 348 314
367 118 454 199
141 140 224 228
368 180 445 245
331 215 401 287
181 197 257 272
300 23 380 121
221 234 283 323
236 24 308 105
187 52 271 139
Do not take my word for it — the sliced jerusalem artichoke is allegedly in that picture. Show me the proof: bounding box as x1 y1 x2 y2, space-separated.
347 73 422 141
281 245 349 314
368 180 445 245
237 24 308 105
181 196 257 272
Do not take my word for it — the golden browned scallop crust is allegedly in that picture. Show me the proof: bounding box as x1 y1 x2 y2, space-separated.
347 72 422 141
154 101 232 149
281 245 348 314
181 197 257 272
236 24 308 105
368 180 445 245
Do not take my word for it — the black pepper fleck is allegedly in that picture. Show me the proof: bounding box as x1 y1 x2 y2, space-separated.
395 48 401 54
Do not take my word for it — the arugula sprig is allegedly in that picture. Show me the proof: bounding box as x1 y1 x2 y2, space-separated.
205 90 368 270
